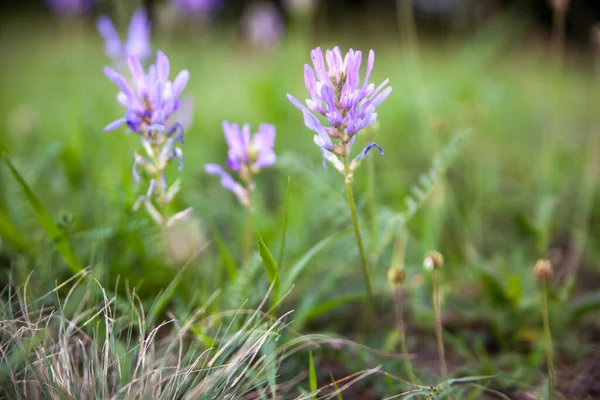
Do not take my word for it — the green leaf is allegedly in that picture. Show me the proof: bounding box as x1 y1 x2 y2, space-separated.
277 176 291 268
0 207 31 252
569 289 600 321
145 267 187 330
0 332 44 387
506 273 522 303
3 155 81 273
257 231 280 305
446 375 495 385
309 351 317 396
210 222 237 280
331 373 344 400
300 292 366 325
471 384 511 400
283 229 352 292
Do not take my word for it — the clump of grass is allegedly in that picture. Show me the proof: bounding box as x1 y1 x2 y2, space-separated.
0 271 292 400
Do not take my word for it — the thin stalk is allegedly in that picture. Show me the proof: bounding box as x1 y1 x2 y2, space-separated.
394 284 417 385
540 279 556 398
367 129 377 256
243 205 252 264
397 0 417 52
342 152 374 306
552 3 567 61
152 144 168 229
432 269 448 389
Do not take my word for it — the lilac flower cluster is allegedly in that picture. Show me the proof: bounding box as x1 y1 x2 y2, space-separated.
97 8 151 63
104 51 189 135
287 47 391 175
205 122 276 208
103 50 191 226
171 0 222 14
46 0 90 15
242 3 284 51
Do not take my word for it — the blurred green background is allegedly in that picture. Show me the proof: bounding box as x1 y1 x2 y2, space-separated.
0 0 599 398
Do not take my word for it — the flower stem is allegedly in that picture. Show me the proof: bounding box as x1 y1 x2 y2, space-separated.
342 153 375 307
394 284 417 385
244 205 252 264
540 279 556 399
366 129 377 257
433 269 449 389
552 3 567 61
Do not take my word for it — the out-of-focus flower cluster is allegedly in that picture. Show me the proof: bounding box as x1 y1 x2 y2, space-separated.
46 0 90 15
242 2 284 51
170 0 222 14
97 8 151 64
205 122 276 208
287 46 391 176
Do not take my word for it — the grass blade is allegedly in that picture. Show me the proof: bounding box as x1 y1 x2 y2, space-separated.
309 351 317 396
0 207 31 252
0 332 44 387
331 373 344 400
283 229 352 292
210 222 238 280
257 231 280 306
277 176 291 268
569 289 600 322
299 292 366 325
145 267 187 329
2 154 81 273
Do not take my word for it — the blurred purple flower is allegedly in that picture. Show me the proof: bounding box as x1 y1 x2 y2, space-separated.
242 2 283 50
103 50 190 135
97 8 151 62
205 122 276 207
171 0 222 14
287 46 391 170
47 0 90 15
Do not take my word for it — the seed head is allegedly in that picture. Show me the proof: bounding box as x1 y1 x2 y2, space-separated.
533 259 553 281
424 251 444 270
388 266 406 285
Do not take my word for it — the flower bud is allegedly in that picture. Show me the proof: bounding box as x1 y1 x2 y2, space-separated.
533 259 553 281
424 251 444 270
388 266 406 285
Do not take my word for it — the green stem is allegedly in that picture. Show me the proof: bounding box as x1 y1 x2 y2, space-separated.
342 152 374 306
433 269 448 388
397 0 417 52
244 205 252 264
367 130 377 256
152 145 168 229
552 7 566 61
541 279 556 399
394 284 418 385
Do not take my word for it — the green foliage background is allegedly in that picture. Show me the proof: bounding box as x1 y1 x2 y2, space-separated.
0 11 599 397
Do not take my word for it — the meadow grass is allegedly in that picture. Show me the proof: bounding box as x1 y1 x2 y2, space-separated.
0 11 599 399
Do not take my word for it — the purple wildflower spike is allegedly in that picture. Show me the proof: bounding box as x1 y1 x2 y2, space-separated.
104 50 189 135
104 49 192 226
287 46 391 171
97 8 151 62
205 164 251 207
205 122 276 208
